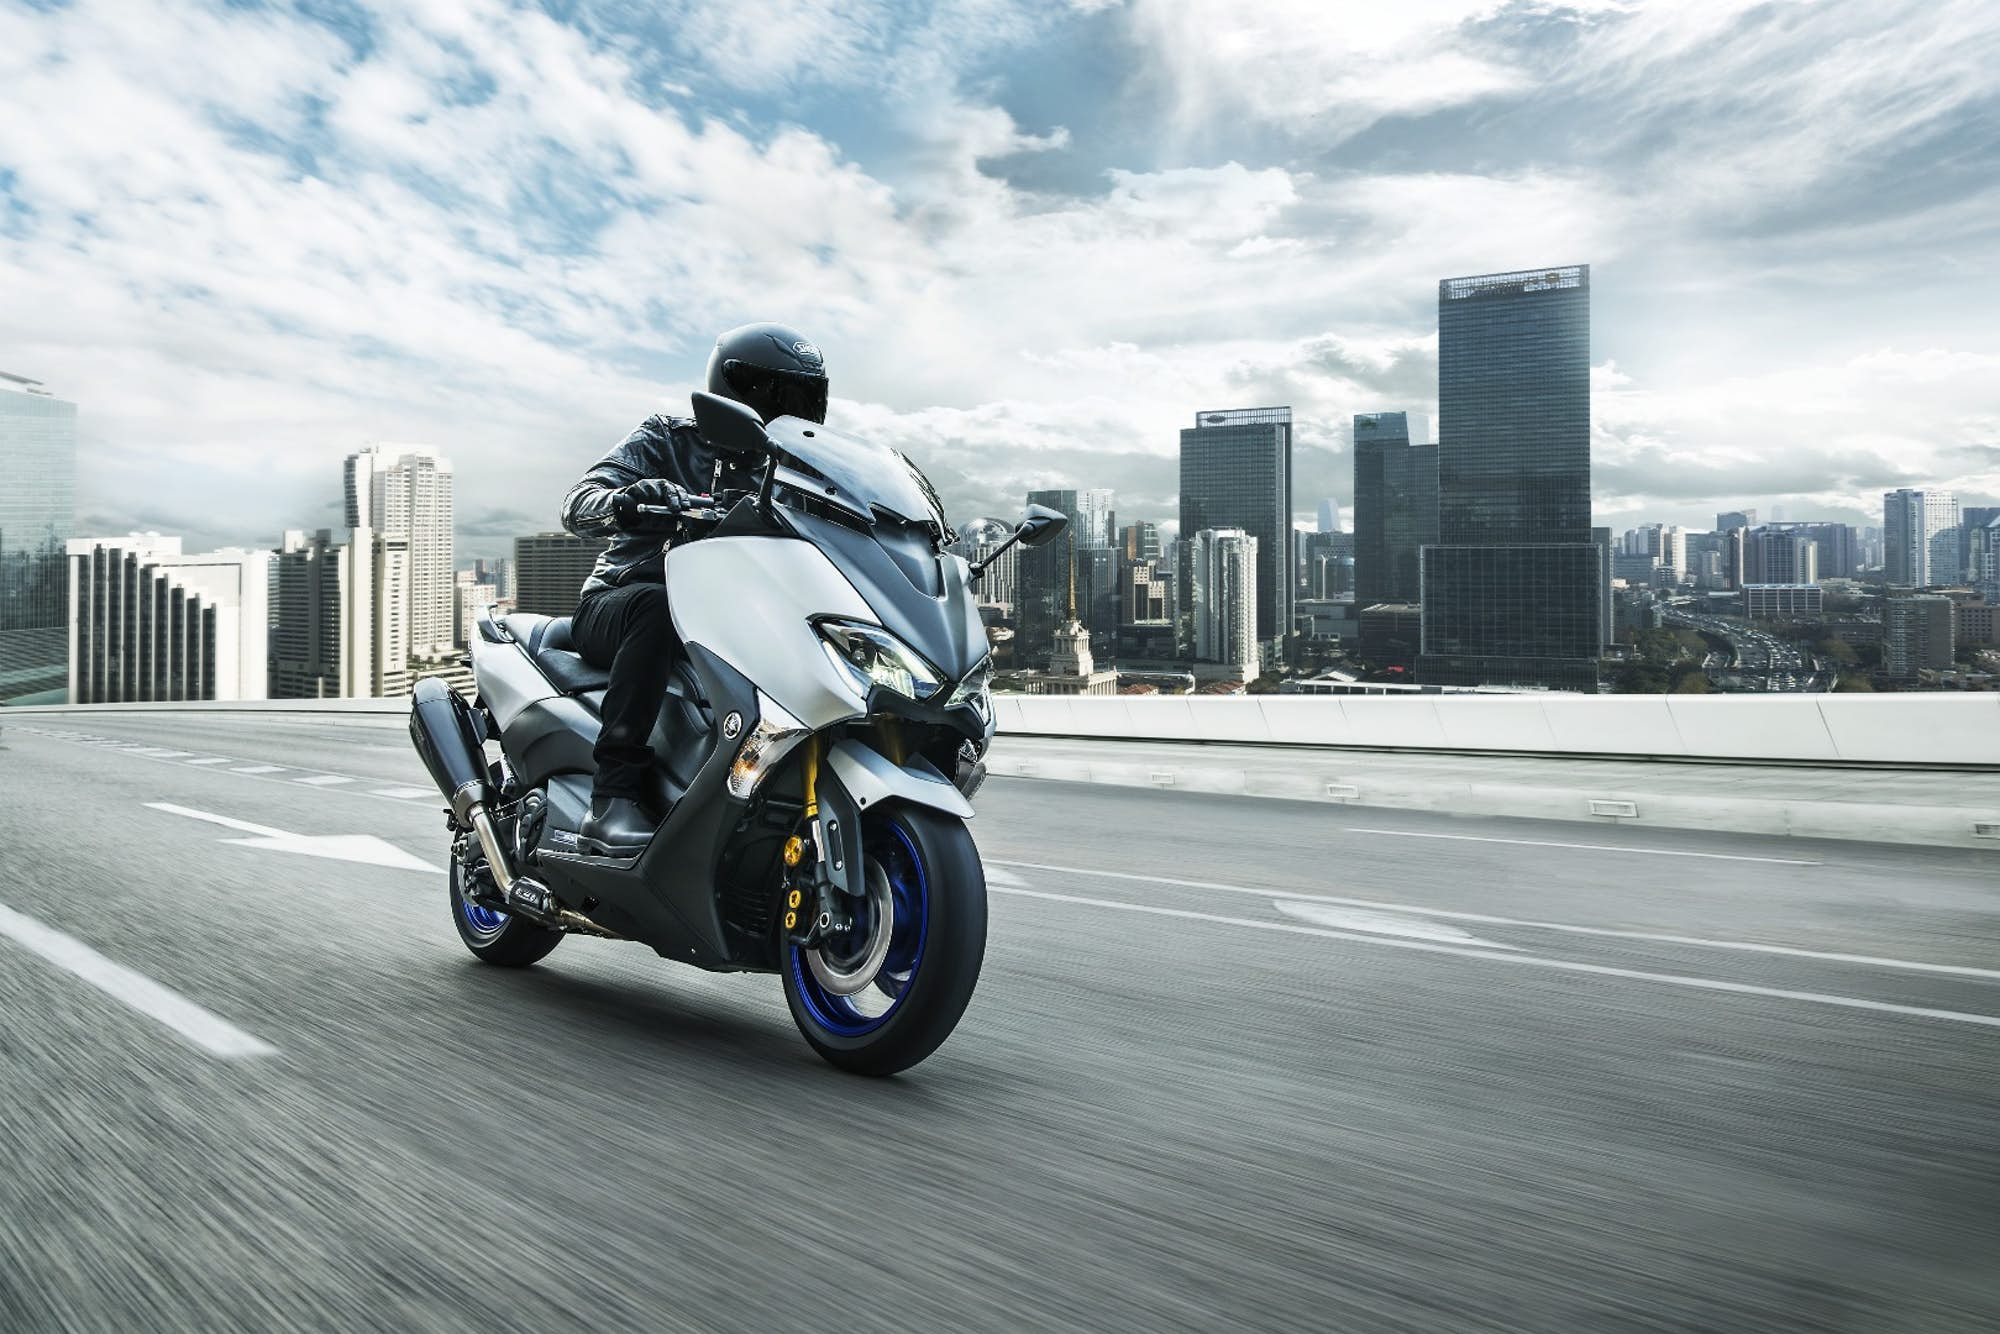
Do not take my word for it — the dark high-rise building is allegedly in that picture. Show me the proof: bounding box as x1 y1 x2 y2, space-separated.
1741 526 1818 585
1799 522 1858 579
1017 488 1113 666
1715 510 1757 533
1420 265 1598 692
1958 507 2000 584
1351 412 1438 606
1180 407 1292 665
514 532 610 617
1121 521 1163 564
0 372 77 705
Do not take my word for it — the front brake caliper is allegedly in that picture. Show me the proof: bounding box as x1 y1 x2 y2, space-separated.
781 828 852 948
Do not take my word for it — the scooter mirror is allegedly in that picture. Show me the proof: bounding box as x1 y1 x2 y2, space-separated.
691 390 772 461
1017 503 1070 548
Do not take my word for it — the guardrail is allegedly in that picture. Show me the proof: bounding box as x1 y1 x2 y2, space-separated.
991 693 2000 767
14 692 1999 768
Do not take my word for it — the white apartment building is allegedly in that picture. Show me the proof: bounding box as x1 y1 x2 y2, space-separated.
1189 527 1260 681
346 444 454 658
66 534 271 701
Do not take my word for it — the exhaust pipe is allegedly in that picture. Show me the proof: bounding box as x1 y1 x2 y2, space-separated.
408 678 551 915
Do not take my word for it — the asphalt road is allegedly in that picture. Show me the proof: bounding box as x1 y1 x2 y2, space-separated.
1 710 1997 1333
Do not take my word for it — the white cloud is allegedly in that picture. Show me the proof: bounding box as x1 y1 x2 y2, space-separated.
1 0 1995 555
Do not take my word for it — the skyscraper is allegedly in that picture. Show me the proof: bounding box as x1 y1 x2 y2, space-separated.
1180 408 1292 665
1420 265 1598 692
0 372 77 704
1016 488 1112 666
1741 526 1819 585
1883 593 1954 677
1187 528 1259 681
1351 412 1438 607
346 445 455 657
1883 489 1959 587
514 532 610 617
67 535 270 702
1715 510 1757 533
1957 507 2000 584
1316 499 1342 534
268 527 408 698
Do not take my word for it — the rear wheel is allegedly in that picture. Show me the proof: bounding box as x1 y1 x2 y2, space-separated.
449 854 562 967
783 807 986 1076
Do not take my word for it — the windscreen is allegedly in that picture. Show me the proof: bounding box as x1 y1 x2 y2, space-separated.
764 416 945 532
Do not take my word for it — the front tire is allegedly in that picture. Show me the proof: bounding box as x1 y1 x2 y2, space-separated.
449 856 563 968
784 807 987 1076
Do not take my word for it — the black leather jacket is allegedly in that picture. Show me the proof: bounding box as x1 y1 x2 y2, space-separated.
561 414 751 598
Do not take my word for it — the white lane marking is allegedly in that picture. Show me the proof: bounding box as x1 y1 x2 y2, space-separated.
231 765 285 774
372 787 437 800
129 748 194 758
1347 827 1819 866
989 886 2000 1031
0 902 277 1059
1272 900 1518 948
145 802 443 873
989 859 1999 981
183 757 232 765
293 774 353 786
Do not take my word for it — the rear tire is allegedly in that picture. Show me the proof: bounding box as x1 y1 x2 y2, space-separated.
783 807 986 1076
449 857 563 967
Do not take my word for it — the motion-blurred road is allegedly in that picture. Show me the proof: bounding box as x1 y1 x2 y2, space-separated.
2 711 1997 1332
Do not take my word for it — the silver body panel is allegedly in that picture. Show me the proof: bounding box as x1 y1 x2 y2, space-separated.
469 612 558 728
665 536 874 729
826 738 975 820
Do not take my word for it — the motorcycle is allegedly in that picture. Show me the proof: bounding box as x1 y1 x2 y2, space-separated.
407 390 1068 1074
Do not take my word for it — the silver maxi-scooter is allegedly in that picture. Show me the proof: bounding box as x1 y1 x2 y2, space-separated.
407 390 1068 1074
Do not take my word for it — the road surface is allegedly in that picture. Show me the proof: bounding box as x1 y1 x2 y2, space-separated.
1 710 1996 1332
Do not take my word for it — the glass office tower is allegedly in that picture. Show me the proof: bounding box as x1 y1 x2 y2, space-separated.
0 373 77 705
1016 488 1113 667
1351 411 1438 607
1179 407 1292 665
1419 266 1599 692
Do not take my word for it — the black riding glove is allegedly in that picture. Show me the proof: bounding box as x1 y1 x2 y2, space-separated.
611 478 693 529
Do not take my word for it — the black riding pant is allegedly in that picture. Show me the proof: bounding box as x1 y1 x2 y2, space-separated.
570 582 676 801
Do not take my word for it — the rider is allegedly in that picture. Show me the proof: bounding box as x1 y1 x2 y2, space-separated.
561 322 829 854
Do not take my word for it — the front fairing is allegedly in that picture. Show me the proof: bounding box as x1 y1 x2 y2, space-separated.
776 504 988 687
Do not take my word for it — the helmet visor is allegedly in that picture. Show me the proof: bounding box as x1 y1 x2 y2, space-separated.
723 361 829 425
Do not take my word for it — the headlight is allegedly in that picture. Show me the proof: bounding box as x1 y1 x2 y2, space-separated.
815 620 944 701
945 657 993 722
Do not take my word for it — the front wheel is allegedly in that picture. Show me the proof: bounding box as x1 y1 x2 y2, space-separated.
784 807 987 1076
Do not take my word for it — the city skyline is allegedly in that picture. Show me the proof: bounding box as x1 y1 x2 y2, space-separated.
4 4 1996 559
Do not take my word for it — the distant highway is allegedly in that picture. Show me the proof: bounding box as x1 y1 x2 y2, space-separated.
1669 609 1836 692
1 710 1996 1332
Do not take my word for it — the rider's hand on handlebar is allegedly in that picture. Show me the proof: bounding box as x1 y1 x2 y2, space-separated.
612 478 693 529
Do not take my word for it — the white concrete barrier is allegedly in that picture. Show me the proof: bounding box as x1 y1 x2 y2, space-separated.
994 693 2000 767
16 690 2000 767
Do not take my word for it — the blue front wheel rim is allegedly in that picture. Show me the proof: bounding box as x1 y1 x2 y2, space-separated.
790 820 929 1038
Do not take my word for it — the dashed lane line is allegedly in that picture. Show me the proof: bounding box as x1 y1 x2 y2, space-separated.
988 859 2000 982
987 883 2000 1032
293 775 354 786
0 901 277 1059
1345 827 1819 866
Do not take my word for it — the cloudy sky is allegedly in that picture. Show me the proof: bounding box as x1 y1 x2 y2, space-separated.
4 0 1997 557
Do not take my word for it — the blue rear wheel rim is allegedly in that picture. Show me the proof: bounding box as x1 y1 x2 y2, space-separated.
790 820 929 1038
455 862 510 938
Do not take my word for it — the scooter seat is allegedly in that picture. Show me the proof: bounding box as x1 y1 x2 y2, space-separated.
501 613 613 696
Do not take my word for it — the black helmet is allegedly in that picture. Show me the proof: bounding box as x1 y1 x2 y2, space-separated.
705 322 828 425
